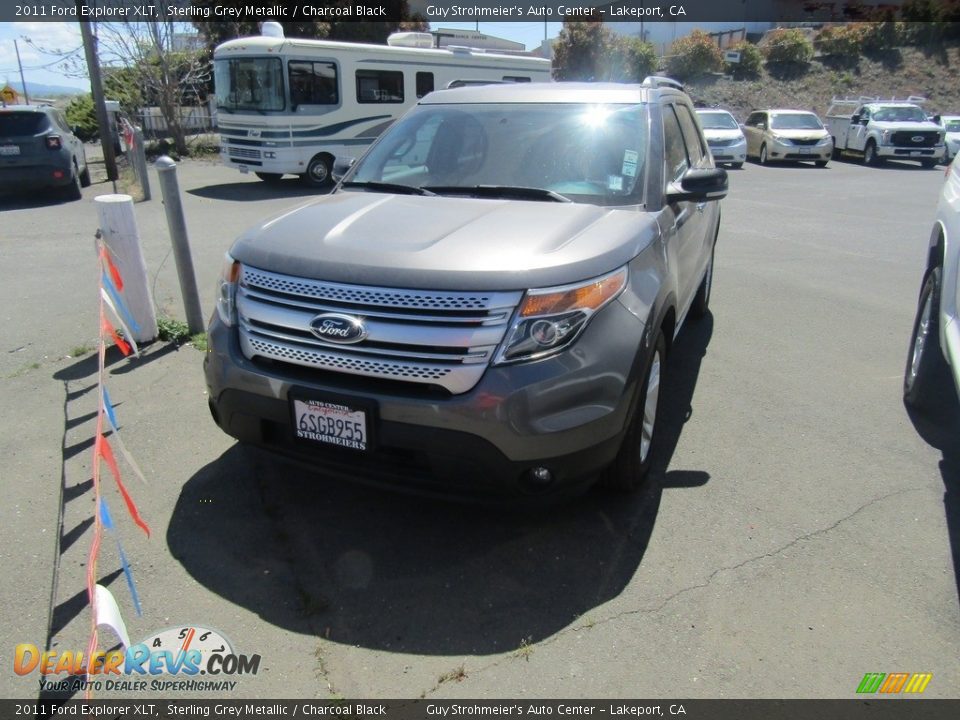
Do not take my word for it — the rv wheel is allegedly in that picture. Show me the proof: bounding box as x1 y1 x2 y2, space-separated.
302 155 332 187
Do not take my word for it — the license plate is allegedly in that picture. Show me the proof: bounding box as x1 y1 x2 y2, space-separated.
0 145 19 156
292 397 369 451
799 147 812 154
910 151 922 156
238 164 249 174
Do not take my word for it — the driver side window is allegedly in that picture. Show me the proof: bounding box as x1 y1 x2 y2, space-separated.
663 105 690 184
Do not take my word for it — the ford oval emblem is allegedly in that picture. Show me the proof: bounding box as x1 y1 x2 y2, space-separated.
911 135 924 142
309 313 367 344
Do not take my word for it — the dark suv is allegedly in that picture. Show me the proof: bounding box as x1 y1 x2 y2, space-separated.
204 78 727 499
0 105 90 200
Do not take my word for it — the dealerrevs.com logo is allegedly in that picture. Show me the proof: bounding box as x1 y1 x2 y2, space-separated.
15 626 261 693
856 672 933 695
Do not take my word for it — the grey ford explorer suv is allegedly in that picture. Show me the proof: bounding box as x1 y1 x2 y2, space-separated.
204 79 727 499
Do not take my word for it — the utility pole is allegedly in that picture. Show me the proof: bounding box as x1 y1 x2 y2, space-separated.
14 40 29 104
76 1 118 183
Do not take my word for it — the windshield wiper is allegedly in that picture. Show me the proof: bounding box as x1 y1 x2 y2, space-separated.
340 181 436 196
422 185 572 203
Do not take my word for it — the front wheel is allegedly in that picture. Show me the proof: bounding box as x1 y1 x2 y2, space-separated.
904 266 950 410
920 158 938 169
64 161 83 201
759 144 769 165
815 160 828 168
301 154 332 187
600 332 666 491
731 162 744 169
690 242 715 319
864 141 880 166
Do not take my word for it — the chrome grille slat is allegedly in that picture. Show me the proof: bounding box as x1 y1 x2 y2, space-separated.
237 266 521 394
228 146 261 159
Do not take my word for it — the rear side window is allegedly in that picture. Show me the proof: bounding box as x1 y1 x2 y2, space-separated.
0 112 51 135
416 72 434 99
675 104 706 165
357 70 404 103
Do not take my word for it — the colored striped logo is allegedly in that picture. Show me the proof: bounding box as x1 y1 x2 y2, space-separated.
856 672 932 694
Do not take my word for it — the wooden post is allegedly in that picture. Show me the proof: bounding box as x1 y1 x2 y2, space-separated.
95 195 158 343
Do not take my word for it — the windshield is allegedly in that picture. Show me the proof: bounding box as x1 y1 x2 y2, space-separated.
942 119 960 132
696 111 739 130
0 112 50 135
214 57 285 112
872 105 927 123
770 113 823 130
348 102 648 207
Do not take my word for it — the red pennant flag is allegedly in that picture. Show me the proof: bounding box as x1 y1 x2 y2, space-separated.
100 245 124 291
101 315 132 356
96 434 150 538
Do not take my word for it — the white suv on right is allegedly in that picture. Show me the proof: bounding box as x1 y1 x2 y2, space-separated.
904 156 960 411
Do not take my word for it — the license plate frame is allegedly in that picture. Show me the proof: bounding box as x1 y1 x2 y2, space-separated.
798 147 812 155
0 145 20 156
289 389 376 452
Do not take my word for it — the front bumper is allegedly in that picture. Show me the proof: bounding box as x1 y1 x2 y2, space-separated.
768 139 831 162
203 299 648 499
877 144 945 160
709 140 747 165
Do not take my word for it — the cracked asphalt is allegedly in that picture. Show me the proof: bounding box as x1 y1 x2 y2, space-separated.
0 154 957 700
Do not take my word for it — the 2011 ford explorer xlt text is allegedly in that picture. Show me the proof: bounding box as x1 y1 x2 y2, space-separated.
203 80 728 499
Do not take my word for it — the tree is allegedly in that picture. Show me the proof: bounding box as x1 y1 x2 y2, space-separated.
763 28 814 65
552 21 656 82
666 30 723 80
725 41 763 79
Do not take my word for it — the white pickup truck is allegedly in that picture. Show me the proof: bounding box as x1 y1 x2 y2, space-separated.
825 96 946 168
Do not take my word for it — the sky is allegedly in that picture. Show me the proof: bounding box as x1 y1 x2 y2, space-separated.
0 21 564 95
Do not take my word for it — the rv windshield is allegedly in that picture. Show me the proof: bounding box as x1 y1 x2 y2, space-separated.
214 57 285 112
348 103 649 207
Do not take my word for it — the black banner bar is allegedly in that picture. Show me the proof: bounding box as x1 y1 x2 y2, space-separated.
3 0 959 23
4 700 960 720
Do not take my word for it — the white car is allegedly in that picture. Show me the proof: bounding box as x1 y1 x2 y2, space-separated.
904 156 960 411
696 108 747 169
941 115 960 163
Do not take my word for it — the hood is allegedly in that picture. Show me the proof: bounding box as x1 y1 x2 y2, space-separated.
871 121 941 132
230 190 659 291
702 128 745 142
770 128 830 140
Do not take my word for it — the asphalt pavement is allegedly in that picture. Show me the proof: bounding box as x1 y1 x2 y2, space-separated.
0 155 957 700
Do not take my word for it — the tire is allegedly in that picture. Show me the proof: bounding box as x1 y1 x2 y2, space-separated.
64 161 83 201
301 154 332 187
921 158 938 169
600 332 666 491
690 240 715 319
759 143 769 165
831 142 841 160
255 172 284 183
731 162 744 169
79 163 91 187
864 140 880 166
903 265 951 410
815 160 828 168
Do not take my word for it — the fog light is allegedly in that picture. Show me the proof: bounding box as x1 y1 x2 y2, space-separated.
264 151 276 159
528 467 553 485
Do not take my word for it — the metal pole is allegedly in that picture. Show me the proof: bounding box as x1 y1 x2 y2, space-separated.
155 156 204 334
14 40 29 105
77 6 118 183
95 194 158 343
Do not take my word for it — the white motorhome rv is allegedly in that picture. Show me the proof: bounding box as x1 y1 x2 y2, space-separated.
213 23 552 186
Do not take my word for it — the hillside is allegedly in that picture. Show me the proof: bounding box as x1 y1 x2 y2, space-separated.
684 43 960 119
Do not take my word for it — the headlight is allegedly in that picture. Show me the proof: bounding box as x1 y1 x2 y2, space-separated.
881 130 893 145
770 134 787 144
817 136 832 146
215 253 240 327
493 267 628 365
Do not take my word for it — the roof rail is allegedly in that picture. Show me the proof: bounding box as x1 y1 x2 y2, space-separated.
831 94 928 106
642 75 684 91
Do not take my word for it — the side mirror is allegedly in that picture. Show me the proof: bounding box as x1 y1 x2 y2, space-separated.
851 114 861 124
667 167 728 204
932 114 941 124
331 156 356 183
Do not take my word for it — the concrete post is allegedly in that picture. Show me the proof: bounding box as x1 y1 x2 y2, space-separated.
132 128 151 201
95 195 158 343
155 156 205 335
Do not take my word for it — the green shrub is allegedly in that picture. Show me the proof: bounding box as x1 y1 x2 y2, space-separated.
666 30 723 80
64 94 99 142
603 35 658 82
855 20 905 51
725 41 763 78
763 28 814 64
814 25 864 57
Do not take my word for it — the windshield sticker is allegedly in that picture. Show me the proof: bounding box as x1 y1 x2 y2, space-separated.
608 175 624 191
622 150 639 177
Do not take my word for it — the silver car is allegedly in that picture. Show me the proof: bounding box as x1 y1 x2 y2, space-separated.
743 109 832 167
696 108 746 169
904 155 960 411
941 115 960 164
204 80 727 499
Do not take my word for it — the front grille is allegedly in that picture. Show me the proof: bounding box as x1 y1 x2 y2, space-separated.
786 138 821 146
238 266 522 395
891 131 939 147
228 146 261 160
708 138 736 148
